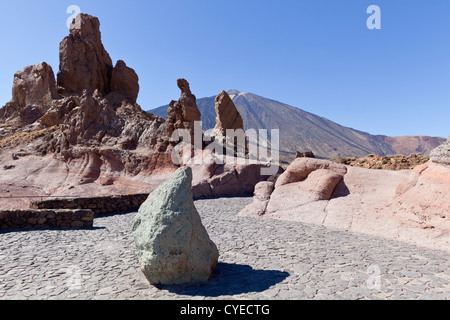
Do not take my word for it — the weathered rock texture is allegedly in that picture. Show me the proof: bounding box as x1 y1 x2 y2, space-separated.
212 90 244 137
132 167 219 285
188 150 282 199
430 136 450 166
240 141 450 252
240 158 346 217
0 13 177 202
12 62 60 108
166 79 202 143
110 60 139 104
57 14 113 95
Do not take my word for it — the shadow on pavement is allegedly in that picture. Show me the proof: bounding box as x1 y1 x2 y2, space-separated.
159 262 290 297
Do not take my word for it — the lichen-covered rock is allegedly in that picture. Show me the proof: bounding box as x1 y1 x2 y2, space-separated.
132 166 219 285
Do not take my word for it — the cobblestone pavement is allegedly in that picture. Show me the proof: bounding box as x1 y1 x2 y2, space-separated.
0 197 449 300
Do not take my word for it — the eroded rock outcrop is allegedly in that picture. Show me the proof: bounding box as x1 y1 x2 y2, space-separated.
188 150 282 199
240 158 347 217
0 13 176 196
110 60 139 104
212 90 244 137
166 79 201 143
0 13 284 208
132 166 219 285
13 62 60 108
58 14 113 95
0 62 60 126
392 137 450 230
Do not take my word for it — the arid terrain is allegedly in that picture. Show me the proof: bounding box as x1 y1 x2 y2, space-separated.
0 13 449 301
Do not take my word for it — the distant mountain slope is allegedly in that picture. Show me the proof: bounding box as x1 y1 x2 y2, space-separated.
375 135 446 156
148 90 445 160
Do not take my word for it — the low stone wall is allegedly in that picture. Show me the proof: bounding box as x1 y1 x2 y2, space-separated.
30 194 149 215
0 209 94 231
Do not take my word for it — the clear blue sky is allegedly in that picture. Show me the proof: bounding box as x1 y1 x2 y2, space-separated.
0 0 449 137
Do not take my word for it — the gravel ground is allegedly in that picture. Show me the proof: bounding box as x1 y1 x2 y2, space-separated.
0 197 449 300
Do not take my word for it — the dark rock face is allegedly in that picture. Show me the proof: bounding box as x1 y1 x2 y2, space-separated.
57 14 113 96
296 151 315 159
110 60 139 104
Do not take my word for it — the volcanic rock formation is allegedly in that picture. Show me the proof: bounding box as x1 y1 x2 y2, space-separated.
0 13 279 207
58 14 113 96
240 158 347 217
211 90 244 137
166 79 202 144
239 141 450 252
0 13 176 199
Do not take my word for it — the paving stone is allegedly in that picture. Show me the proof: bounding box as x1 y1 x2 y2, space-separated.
0 197 449 300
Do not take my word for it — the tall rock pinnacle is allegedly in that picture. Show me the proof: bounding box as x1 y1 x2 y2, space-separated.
57 14 113 95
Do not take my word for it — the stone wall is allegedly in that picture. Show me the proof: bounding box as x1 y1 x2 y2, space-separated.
0 209 94 231
30 194 149 215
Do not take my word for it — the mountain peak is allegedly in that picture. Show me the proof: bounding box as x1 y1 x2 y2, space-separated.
227 89 241 96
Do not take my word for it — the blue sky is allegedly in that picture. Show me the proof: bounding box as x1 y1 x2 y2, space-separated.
0 0 449 137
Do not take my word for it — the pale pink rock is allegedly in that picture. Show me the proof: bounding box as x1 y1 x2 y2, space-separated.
238 181 274 217
267 169 344 213
275 158 347 188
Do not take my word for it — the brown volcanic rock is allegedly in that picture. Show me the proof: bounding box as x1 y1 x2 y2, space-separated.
212 90 244 137
57 14 113 95
111 60 139 104
12 62 60 108
0 62 60 127
166 79 201 142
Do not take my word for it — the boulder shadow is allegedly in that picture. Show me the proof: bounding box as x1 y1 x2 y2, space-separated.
331 179 350 199
158 262 290 297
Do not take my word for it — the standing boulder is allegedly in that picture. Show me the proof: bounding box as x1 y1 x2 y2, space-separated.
132 166 219 285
